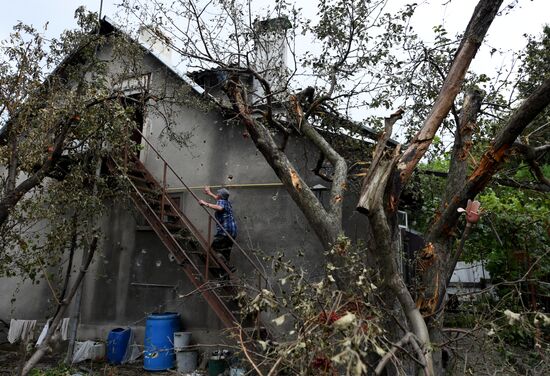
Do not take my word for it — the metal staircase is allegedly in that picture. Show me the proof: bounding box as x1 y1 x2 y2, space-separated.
106 130 268 337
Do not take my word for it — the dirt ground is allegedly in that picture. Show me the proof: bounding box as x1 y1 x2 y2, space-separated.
2 335 548 375
0 343 194 376
440 329 549 376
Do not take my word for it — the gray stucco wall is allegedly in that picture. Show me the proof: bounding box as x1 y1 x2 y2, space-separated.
0 41 370 347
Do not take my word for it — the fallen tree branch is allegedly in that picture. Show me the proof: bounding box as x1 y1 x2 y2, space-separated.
375 332 427 375
238 327 264 376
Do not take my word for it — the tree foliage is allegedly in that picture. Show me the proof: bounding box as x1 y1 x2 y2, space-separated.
0 8 148 280
118 0 550 374
2 1 549 374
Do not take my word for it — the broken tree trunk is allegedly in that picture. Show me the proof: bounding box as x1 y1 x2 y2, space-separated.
427 77 550 241
356 1 504 373
419 77 550 318
397 0 504 190
357 109 403 215
443 89 484 204
358 110 434 375
415 89 484 316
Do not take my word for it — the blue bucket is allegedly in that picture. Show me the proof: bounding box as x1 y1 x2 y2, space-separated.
144 312 181 371
107 327 131 364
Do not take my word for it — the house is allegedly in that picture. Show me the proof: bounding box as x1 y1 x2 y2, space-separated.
0 17 374 347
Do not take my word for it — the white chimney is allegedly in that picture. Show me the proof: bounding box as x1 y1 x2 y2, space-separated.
253 17 292 101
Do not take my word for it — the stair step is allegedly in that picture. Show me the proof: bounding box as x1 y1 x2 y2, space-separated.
173 233 194 241
138 186 162 194
108 156 267 340
129 175 155 185
162 223 184 231
147 198 172 208
127 167 146 176
175 248 202 255
136 222 184 232
177 236 196 241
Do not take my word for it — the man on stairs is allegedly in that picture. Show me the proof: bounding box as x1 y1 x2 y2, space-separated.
199 186 237 267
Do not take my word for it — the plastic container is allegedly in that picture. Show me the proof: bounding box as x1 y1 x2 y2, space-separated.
176 350 198 373
73 341 105 363
106 328 131 364
143 312 181 371
208 356 228 376
174 331 192 349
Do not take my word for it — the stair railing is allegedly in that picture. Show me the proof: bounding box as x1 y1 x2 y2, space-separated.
133 128 268 283
119 164 202 273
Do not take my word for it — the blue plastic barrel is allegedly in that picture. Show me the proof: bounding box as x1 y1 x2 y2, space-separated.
107 327 131 364
144 312 181 371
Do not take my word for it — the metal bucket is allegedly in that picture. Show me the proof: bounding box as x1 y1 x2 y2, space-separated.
174 331 192 349
176 350 198 373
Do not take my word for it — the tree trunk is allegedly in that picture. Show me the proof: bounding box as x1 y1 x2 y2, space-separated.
20 237 98 376
368 205 434 376
63 248 87 365
356 2 504 373
357 109 433 374
428 77 550 240
421 77 550 319
443 89 484 204
225 77 345 250
63 217 78 364
415 90 484 318
397 0 504 189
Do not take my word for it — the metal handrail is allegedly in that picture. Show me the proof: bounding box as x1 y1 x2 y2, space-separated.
111 158 239 328
135 128 268 282
110 157 207 276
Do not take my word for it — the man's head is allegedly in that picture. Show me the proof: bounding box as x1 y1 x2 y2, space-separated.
216 188 230 200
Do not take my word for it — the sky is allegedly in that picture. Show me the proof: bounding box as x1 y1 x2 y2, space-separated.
2 0 549 70
1 0 549 50
1 0 549 131
1 0 549 88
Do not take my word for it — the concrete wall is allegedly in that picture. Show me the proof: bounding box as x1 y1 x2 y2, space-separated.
0 41 370 347
0 170 59 324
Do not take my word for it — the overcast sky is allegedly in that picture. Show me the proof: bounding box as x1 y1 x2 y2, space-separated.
1 0 547 145
2 1 549 45
1 0 549 76
1 0 548 125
